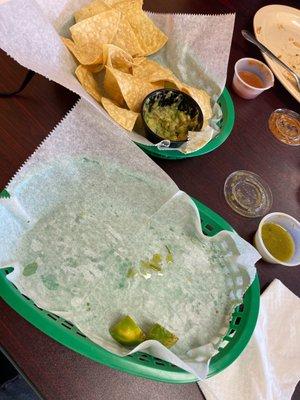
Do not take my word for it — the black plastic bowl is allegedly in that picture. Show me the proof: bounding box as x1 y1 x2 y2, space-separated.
141 89 203 148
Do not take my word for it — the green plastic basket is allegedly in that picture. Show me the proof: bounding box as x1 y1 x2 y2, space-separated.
136 87 235 159
0 191 259 383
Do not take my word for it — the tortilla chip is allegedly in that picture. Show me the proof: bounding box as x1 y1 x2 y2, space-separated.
103 44 133 73
75 65 102 102
156 80 181 90
132 59 170 78
103 67 126 106
182 85 212 121
134 113 147 136
133 56 147 65
111 14 144 56
74 0 112 22
84 63 104 73
101 97 139 130
102 0 127 5
70 10 121 47
112 0 143 13
113 0 167 56
105 66 161 112
181 129 213 154
62 37 103 65
132 59 182 88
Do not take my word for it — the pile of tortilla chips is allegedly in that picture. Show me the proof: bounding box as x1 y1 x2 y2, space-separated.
62 0 212 135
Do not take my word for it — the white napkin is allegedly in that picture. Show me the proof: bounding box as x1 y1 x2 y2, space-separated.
199 279 300 400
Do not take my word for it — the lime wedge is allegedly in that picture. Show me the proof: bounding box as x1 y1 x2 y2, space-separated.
109 316 146 346
147 323 178 348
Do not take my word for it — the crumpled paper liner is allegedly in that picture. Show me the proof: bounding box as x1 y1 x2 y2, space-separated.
0 99 260 379
0 0 234 153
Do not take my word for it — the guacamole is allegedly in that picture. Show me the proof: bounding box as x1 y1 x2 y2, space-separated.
144 101 200 141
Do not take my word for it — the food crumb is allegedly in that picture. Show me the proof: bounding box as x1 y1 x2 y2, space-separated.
293 41 300 48
256 26 262 34
278 23 285 31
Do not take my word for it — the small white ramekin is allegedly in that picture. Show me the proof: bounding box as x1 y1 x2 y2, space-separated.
232 57 274 99
254 212 300 266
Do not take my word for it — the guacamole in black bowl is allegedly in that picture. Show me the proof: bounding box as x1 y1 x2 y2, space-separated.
142 89 203 148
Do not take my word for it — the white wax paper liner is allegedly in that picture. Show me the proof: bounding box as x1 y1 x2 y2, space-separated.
0 99 260 379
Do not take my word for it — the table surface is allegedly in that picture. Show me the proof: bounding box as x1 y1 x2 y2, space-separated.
0 0 299 399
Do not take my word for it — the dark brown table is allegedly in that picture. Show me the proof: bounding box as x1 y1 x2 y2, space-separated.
0 0 299 399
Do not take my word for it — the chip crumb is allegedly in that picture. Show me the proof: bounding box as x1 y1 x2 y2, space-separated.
256 26 262 34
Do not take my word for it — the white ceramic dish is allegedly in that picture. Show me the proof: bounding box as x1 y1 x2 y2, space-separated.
254 212 300 267
254 5 300 103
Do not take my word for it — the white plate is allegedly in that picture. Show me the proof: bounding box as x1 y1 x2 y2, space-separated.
254 4 300 103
